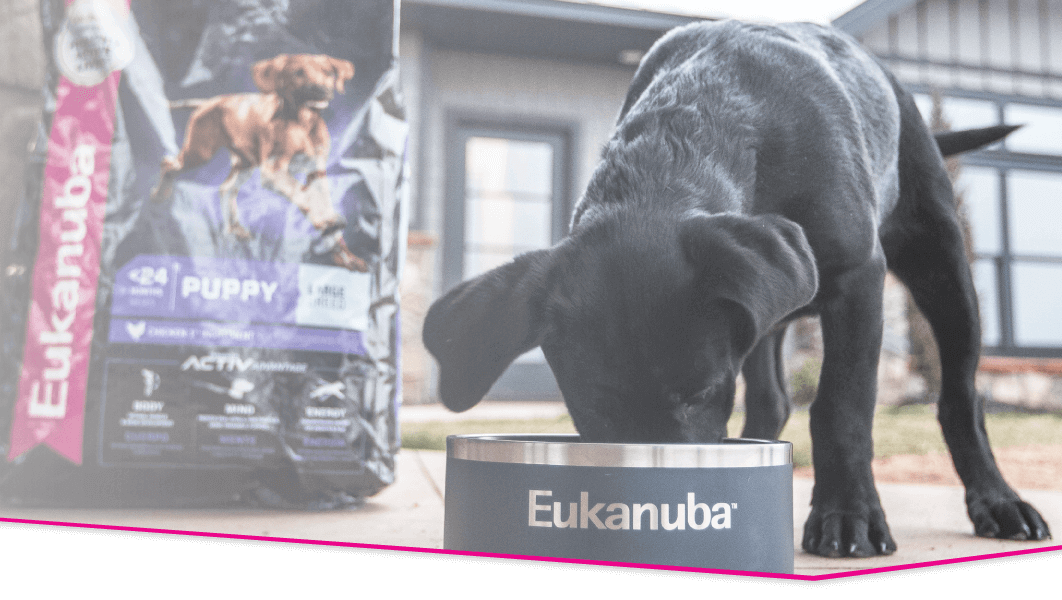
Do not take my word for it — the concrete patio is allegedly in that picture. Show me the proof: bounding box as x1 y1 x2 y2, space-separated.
1 401 1059 578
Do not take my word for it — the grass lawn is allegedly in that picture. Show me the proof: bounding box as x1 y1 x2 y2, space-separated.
400 405 1062 468
782 405 1062 467
400 414 579 452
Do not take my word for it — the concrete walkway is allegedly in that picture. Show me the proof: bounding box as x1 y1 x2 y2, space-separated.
1 401 1059 578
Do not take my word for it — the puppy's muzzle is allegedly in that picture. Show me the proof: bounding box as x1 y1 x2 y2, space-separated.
295 85 334 110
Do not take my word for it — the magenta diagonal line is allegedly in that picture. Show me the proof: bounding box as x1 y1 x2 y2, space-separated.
2 513 1053 573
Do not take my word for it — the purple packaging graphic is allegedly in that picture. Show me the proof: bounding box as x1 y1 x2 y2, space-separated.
1 0 406 508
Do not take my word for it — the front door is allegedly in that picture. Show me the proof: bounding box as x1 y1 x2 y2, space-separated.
443 123 571 399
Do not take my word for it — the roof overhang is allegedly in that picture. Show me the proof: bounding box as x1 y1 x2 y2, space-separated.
832 0 921 37
403 0 710 66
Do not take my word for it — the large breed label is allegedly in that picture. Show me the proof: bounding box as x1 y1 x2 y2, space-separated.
6 0 129 464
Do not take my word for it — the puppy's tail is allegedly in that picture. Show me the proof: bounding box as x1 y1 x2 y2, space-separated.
935 124 1021 157
168 98 208 110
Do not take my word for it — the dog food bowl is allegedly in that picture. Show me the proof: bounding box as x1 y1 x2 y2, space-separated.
444 434 793 573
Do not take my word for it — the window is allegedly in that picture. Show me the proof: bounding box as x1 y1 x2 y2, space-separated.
1006 170 1062 348
914 94 1000 131
956 166 1002 347
444 121 571 397
1004 104 1062 155
914 91 1062 356
462 137 556 281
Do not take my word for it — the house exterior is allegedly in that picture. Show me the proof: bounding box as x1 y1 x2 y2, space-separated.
0 0 1058 410
398 0 1062 410
834 0 1062 410
397 0 705 402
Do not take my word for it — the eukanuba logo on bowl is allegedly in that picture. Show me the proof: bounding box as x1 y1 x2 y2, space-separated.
529 490 734 531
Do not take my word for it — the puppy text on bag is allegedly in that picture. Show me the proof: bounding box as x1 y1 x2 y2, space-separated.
181 276 279 303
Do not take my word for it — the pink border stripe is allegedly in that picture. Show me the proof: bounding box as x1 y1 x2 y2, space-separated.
1 516 1058 581
7 0 131 465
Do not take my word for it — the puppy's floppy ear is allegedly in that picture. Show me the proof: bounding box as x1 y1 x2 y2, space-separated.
329 58 355 93
423 248 556 412
252 55 285 93
680 213 818 351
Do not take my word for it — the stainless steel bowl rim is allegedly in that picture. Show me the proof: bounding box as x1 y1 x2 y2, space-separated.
446 434 792 468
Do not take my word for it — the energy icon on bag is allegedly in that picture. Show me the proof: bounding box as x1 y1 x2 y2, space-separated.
309 380 345 402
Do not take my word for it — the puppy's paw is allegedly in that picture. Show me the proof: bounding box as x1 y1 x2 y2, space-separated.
968 496 1051 541
331 238 369 272
802 508 897 558
226 223 253 241
313 216 347 236
333 250 368 272
161 156 182 171
151 175 176 202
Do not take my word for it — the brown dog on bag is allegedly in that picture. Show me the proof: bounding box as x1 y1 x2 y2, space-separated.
153 53 366 272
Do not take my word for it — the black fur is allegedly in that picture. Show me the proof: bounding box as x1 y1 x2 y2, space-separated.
423 20 1050 557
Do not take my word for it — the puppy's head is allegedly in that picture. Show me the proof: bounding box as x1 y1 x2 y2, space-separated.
253 54 355 109
422 210 818 443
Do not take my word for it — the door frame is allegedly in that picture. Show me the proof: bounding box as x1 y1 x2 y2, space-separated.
440 112 577 398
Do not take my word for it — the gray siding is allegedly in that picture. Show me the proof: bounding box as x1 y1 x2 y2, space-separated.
857 0 1062 98
399 31 636 296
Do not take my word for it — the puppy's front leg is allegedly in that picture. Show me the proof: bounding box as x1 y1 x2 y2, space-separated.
741 328 791 440
219 161 254 240
300 154 343 232
803 258 897 557
260 156 304 206
303 119 331 191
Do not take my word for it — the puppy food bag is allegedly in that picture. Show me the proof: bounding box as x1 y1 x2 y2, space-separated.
0 0 407 508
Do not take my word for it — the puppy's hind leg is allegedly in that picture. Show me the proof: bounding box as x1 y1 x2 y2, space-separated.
153 105 222 202
882 89 1049 541
741 327 792 440
151 156 183 201
883 170 1051 542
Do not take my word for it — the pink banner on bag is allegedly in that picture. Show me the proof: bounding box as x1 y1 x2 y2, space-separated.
7 0 130 464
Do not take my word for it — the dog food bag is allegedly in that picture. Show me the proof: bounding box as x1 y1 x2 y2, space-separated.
0 0 407 508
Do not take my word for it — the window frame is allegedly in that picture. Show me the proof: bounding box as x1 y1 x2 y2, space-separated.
442 114 575 294
908 85 1062 358
440 113 576 398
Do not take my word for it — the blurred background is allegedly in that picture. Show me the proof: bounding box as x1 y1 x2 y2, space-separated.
3 0 1062 413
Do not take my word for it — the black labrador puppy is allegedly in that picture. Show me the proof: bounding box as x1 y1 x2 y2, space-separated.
422 20 1051 557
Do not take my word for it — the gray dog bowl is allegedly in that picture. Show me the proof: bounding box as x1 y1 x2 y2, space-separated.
444 434 794 573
